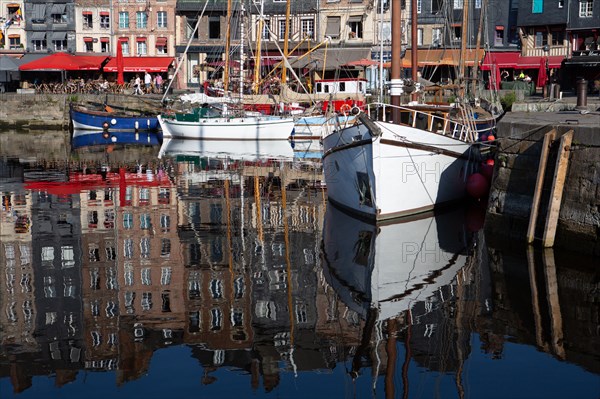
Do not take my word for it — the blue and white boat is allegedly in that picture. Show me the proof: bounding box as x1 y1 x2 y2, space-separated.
70 103 160 132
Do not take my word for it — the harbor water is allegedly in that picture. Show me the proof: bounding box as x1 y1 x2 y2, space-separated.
0 129 598 399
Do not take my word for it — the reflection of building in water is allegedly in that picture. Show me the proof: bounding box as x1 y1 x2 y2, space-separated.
0 187 37 393
29 189 84 385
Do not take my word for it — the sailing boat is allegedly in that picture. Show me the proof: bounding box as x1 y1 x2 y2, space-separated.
157 1 295 140
321 0 496 222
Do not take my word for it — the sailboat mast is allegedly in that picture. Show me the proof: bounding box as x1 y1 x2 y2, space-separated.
472 0 488 95
240 3 245 97
224 0 232 91
253 0 265 94
411 0 418 98
281 0 291 85
390 0 402 121
459 0 469 94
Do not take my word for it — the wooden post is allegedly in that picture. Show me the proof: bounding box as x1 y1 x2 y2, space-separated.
542 130 573 247
526 129 556 243
541 248 566 359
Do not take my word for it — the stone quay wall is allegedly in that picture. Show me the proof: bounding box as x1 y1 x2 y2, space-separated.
0 93 161 130
485 111 600 256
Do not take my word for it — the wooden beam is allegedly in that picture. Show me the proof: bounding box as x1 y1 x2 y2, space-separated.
526 129 556 243
542 130 573 247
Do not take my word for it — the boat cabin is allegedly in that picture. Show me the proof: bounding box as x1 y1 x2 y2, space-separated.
314 78 367 96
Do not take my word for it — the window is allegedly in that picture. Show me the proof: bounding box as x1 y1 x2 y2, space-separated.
278 19 286 41
124 238 134 258
52 13 67 24
100 37 110 53
551 30 564 46
9 35 21 50
475 0 482 8
301 18 314 39
453 0 462 9
417 28 423 45
453 26 462 41
137 39 147 55
83 13 93 29
84 38 93 52
156 37 167 54
535 30 548 47
136 12 147 29
100 13 110 29
432 28 442 46
532 0 543 13
160 214 170 232
141 292 152 311
377 0 390 12
124 263 134 286
495 28 504 46
432 0 443 13
348 16 363 39
210 279 223 299
157 11 167 28
207 16 220 39
211 308 222 331
417 0 422 12
261 20 271 40
119 12 129 29
121 40 129 55
579 0 593 17
53 39 67 51
325 16 341 39
187 17 199 40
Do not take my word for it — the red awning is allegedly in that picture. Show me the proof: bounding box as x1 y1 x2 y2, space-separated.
83 37 93 42
103 56 174 73
19 53 109 71
100 37 109 42
517 55 565 69
82 11 92 15
99 11 109 16
480 52 520 70
155 37 167 46
136 37 146 42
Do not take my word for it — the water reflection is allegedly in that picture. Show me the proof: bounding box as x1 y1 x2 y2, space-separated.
0 132 598 398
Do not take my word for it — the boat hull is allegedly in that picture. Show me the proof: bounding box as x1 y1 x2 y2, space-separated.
293 114 357 138
322 120 475 221
70 106 160 132
158 115 295 140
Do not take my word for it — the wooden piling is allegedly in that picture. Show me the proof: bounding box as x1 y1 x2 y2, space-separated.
527 129 556 244
542 130 573 248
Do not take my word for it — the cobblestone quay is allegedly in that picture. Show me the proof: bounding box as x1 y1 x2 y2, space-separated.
485 109 600 256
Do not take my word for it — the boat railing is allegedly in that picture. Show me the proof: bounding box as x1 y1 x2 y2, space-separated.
365 102 477 142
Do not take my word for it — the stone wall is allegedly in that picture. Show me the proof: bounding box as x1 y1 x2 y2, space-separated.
0 93 161 130
485 112 600 255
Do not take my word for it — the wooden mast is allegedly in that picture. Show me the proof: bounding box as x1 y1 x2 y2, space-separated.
224 0 232 91
253 0 265 94
411 0 418 100
472 0 487 94
459 0 469 97
281 0 291 85
390 0 403 122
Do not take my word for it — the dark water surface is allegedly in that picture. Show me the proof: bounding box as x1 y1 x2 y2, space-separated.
0 131 598 399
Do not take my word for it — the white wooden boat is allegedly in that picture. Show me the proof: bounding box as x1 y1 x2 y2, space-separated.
157 112 295 140
322 103 486 221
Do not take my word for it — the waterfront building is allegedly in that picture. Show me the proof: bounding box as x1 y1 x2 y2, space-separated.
23 0 76 53
112 0 176 58
73 0 112 54
0 0 25 50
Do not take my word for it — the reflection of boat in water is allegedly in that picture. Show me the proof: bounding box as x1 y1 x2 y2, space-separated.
322 203 470 321
71 128 162 148
158 137 322 161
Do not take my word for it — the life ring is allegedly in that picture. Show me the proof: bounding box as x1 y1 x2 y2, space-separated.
340 103 352 116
